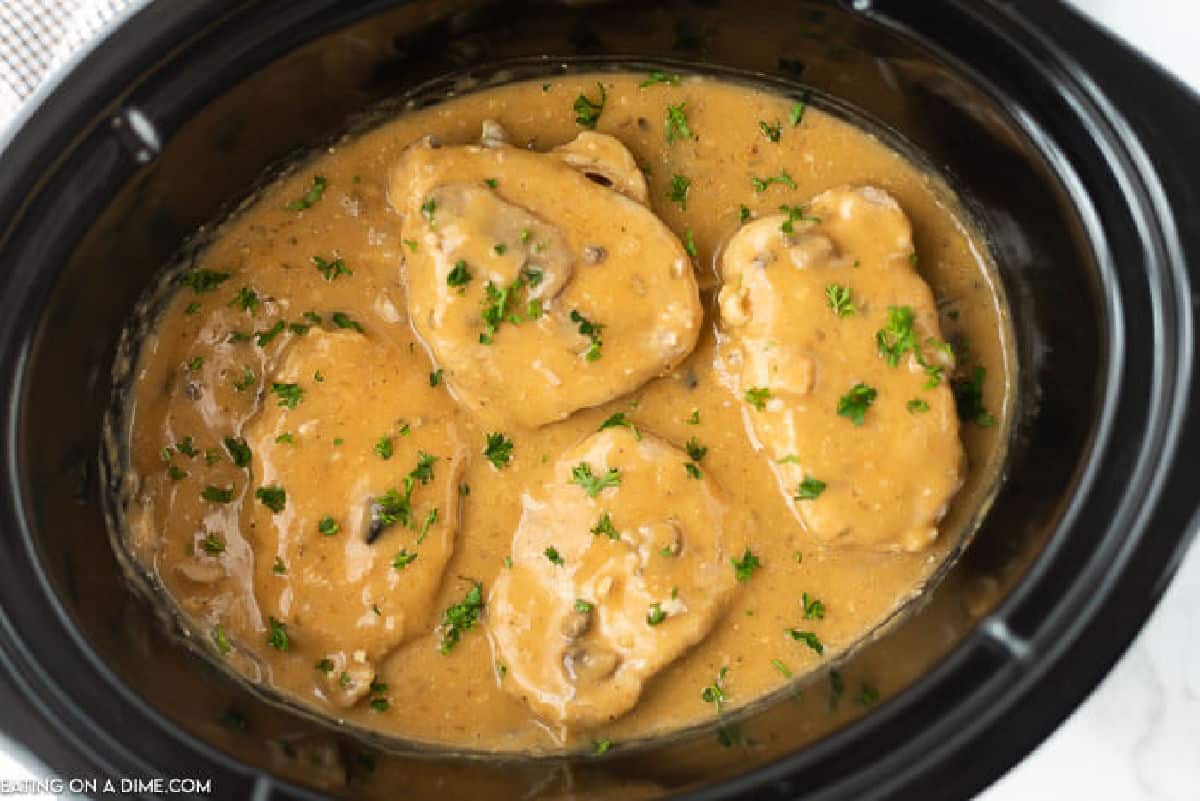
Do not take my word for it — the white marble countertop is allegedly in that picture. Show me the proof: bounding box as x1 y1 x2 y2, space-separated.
0 1 1196 799
980 2 1200 798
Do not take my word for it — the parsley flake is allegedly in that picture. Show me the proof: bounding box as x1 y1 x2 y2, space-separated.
439 581 484 654
484 432 514 469
744 386 772 411
731 549 761 582
570 462 621 497
590 512 619 540
574 83 607 129
795 476 826 501
665 102 692 143
668 173 691 210
825 284 854 317
837 383 877 426
287 175 327 210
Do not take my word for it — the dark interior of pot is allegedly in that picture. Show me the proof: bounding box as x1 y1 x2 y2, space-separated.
2 1 1195 800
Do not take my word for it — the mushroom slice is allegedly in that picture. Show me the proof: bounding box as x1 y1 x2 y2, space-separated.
242 330 466 695
487 428 743 727
717 185 964 552
390 132 701 430
552 131 650 204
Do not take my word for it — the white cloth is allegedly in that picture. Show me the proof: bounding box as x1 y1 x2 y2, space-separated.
0 0 131 123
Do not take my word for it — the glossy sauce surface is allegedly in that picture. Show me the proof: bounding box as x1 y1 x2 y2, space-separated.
118 73 1011 753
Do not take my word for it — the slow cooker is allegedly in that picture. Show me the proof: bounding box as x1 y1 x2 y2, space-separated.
0 1 1196 799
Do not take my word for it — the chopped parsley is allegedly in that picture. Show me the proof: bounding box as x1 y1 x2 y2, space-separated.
167 465 187 481
665 102 692 143
907 398 930 413
599 411 641 440
184 301 201 315
479 277 532 344
255 485 286 513
213 625 231 655
201 485 234 503
646 602 668 626
392 549 417 569
744 386 771 411
593 739 613 755
315 658 334 673
403 238 418 252
802 592 826 619
483 178 498 189
639 70 680 87
275 433 294 445
739 204 752 224
701 667 730 712
876 305 917 367
420 197 437 224
273 557 287 575
684 228 698 258
446 260 472 288
374 486 413 530
794 476 827 501
175 436 198 457
187 356 204 371
829 669 845 710
573 82 607 129
271 382 304 409
779 203 820 233
493 243 507 255
751 170 796 193
772 659 792 678
789 99 806 126
417 508 438 542
544 546 565 566
825 284 854 317
331 311 364 333
287 175 327 210
312 255 351 281
570 309 604 361
439 581 484 654
429 368 443 387
685 463 702 480
759 119 782 142
255 320 286 347
178 269 230 294
685 437 707 462
374 435 393 460
856 684 880 708
837 382 877 426
318 516 340 536
590 512 619 540
233 367 256 392
266 617 289 650
230 286 260 314
686 409 701 425
952 366 995 426
483 432 513 469
224 437 252 468
570 462 621 497
410 451 436 484
575 598 595 613
668 173 691 210
787 628 823 654
731 549 761 582
200 533 225 555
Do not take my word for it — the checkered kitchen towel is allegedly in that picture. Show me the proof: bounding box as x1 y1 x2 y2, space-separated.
0 0 134 127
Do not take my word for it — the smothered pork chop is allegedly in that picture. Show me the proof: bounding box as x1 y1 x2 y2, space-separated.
389 122 702 430
115 73 1009 754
